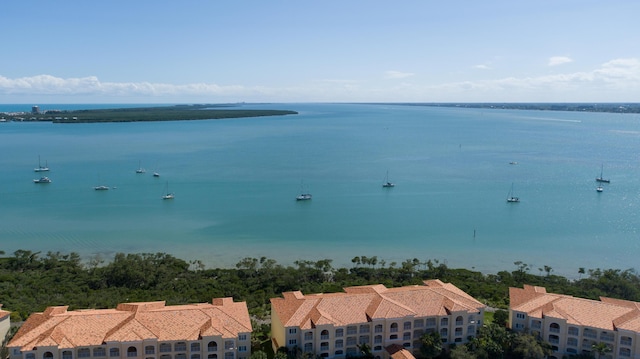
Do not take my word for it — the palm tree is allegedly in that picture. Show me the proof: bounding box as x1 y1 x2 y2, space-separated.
592 342 611 359
420 331 443 359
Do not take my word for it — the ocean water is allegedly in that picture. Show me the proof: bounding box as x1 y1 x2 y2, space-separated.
1 103 639 277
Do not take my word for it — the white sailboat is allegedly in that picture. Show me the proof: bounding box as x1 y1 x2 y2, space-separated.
135 161 145 174
382 170 395 188
162 181 174 199
296 181 312 201
506 183 519 203
34 155 49 172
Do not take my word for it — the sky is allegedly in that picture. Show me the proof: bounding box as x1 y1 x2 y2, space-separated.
1 1 639 103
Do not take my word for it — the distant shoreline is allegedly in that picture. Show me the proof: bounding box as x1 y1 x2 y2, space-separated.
369 102 640 113
0 104 298 123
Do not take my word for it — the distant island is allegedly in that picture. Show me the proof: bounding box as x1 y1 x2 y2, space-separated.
1 104 298 123
372 102 640 113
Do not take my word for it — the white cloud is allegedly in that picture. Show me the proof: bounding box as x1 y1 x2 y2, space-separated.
0 58 639 102
473 64 491 70
548 56 573 66
384 70 415 79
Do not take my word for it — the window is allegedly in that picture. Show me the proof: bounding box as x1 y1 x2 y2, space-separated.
619 348 631 357
192 355 201 359
455 316 463 326
440 318 448 327
176 354 187 359
238 334 247 341
549 323 560 333
224 341 234 350
584 328 597 338
304 332 313 341
110 348 120 357
146 346 156 355
360 325 370 334
373 346 382 352
548 335 559 345
224 353 234 359
94 348 106 357
390 335 398 340
207 342 218 352
621 336 632 346
191 343 201 352
175 342 187 352
467 326 475 335
359 336 369 345
161 355 171 359
346 337 356 346
237 346 247 353
567 338 578 347
414 319 424 328
43 354 53 359
207 355 218 359
335 339 343 348
288 328 297 334
160 344 172 353
304 343 313 353
403 342 410 348
516 313 525 319
26 354 35 359
374 325 383 333
78 349 90 358
390 323 398 333
347 326 357 335
374 335 382 344
127 347 137 358
403 333 411 341
454 328 463 337
426 318 436 327
439 328 448 338
336 328 344 337
288 339 297 346
403 322 411 330
413 330 424 339
62 351 72 359
321 329 329 340
334 351 343 356
468 315 475 323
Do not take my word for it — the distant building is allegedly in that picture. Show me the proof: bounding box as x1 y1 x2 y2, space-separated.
271 279 486 359
0 304 10 347
510 285 640 359
31 106 40 114
7 298 252 359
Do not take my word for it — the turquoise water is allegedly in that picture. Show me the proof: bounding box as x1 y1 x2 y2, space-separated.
1 103 639 277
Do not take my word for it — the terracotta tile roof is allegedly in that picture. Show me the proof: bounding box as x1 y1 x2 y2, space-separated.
386 344 416 359
9 298 251 351
510 286 640 331
271 280 485 328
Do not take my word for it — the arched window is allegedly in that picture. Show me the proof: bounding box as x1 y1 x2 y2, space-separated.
390 323 398 333
321 329 329 339
127 347 137 358
455 316 463 326
43 353 53 359
207 342 218 352
549 323 560 333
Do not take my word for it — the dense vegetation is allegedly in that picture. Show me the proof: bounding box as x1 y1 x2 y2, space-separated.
2 104 297 123
1 250 638 359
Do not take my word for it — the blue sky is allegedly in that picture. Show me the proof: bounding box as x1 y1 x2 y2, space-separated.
2 1 639 103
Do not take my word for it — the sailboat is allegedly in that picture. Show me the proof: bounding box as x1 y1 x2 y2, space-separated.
596 184 604 192
162 181 174 199
135 161 145 174
506 183 520 203
382 170 395 188
296 181 312 201
595 164 610 183
34 155 49 172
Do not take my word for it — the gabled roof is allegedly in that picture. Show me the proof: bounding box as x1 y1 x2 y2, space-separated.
271 280 485 329
386 344 416 359
9 298 251 351
510 285 640 332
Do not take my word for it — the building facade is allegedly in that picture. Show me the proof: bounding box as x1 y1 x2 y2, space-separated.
0 304 10 347
271 280 486 359
7 298 252 359
510 285 640 359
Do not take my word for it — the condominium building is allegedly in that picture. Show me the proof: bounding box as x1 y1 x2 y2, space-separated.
271 280 486 359
1 304 10 346
510 285 640 359
7 298 252 359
